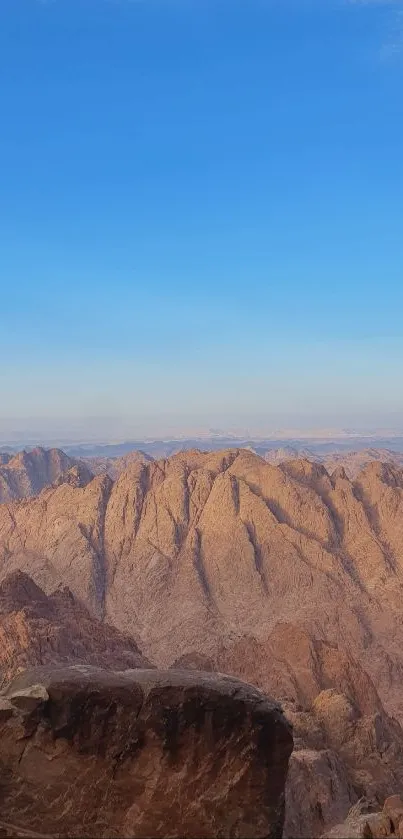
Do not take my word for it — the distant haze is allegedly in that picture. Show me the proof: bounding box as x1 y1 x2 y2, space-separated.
1 416 403 452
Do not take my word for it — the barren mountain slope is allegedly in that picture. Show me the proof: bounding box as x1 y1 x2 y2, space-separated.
83 449 153 479
0 447 91 503
2 452 403 836
264 446 403 479
0 570 151 687
1 449 403 719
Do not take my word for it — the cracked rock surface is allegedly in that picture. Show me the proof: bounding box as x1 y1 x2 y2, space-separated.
0 665 293 839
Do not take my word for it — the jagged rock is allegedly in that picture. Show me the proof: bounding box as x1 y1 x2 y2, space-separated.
383 795 403 831
3 451 403 835
323 811 393 838
0 571 152 688
0 447 89 502
8 684 49 712
284 748 355 839
0 665 293 839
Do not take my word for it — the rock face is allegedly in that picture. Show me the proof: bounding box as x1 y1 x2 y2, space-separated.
3 449 403 833
0 447 92 503
322 794 403 838
84 450 153 479
0 571 151 687
264 447 403 479
2 450 403 713
0 665 293 839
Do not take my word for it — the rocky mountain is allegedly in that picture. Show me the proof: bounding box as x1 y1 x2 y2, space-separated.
264 446 403 478
0 570 151 687
0 446 155 501
0 447 91 503
2 449 403 834
83 449 153 480
2 449 403 706
2 443 403 502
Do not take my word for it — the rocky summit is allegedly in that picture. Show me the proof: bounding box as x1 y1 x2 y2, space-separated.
0 664 292 839
0 447 92 503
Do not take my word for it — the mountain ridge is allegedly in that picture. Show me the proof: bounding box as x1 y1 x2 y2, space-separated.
2 450 403 835
1 449 403 714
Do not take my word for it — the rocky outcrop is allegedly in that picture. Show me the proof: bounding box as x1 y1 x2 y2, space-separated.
177 631 403 838
0 571 151 687
323 794 403 838
84 450 153 479
3 450 403 834
3 448 403 706
264 447 403 479
0 665 293 839
0 447 91 503
285 748 355 839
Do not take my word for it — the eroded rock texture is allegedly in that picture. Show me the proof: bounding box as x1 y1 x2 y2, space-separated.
0 665 293 839
0 571 151 688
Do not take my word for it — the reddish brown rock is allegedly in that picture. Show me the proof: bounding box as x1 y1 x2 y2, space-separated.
3 451 403 835
383 795 403 831
0 665 293 839
0 571 152 688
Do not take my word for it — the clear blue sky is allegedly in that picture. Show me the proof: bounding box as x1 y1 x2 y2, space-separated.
1 0 402 435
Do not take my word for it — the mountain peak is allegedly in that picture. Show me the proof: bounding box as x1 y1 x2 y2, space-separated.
0 570 49 613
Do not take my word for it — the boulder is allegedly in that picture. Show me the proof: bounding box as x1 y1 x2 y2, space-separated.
323 811 392 838
383 795 403 831
0 665 293 839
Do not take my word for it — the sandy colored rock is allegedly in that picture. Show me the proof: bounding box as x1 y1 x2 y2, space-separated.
3 450 403 834
264 447 403 479
8 684 49 712
323 810 393 838
0 664 293 839
2 449 403 714
0 447 93 503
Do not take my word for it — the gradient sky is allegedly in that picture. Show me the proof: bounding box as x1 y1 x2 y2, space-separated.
1 0 402 435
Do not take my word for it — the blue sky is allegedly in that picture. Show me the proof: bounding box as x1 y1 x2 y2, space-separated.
0 0 402 434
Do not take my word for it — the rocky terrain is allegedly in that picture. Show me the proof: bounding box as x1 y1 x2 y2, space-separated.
264 447 403 478
2 448 403 834
0 448 89 503
3 443 403 500
0 570 151 687
323 794 403 837
0 446 154 501
1 449 403 706
0 664 292 838
83 449 153 479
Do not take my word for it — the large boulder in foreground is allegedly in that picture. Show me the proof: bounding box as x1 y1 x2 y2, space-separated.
0 665 293 839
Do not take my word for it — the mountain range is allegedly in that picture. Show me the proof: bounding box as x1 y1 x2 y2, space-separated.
2 446 403 835
2 442 403 504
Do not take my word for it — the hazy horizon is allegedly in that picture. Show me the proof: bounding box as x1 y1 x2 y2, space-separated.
2 414 403 447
